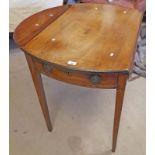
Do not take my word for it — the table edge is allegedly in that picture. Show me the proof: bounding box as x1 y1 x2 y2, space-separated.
25 52 130 74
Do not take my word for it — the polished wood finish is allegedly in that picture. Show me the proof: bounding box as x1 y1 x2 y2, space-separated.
13 3 143 152
13 5 70 46
80 0 146 11
21 4 142 73
112 73 128 152
25 54 52 131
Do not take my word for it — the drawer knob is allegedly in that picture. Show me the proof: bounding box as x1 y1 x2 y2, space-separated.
90 74 101 85
43 63 53 71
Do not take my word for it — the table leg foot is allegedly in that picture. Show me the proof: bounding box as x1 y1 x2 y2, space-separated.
25 54 53 132
112 74 128 152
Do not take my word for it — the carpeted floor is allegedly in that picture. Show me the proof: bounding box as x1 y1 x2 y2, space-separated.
10 40 145 155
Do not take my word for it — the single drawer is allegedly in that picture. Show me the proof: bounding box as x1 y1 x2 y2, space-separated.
33 58 118 89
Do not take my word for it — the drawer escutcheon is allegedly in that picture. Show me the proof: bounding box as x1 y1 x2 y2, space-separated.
90 74 101 85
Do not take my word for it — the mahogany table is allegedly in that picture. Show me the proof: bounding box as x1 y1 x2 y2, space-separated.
14 3 143 152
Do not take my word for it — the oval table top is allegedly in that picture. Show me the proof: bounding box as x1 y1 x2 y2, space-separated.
14 3 143 73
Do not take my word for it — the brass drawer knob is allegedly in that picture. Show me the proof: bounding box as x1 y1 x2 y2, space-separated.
90 74 101 85
43 62 53 71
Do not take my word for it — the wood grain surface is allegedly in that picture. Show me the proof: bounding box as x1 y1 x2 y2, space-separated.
13 5 71 46
14 3 143 73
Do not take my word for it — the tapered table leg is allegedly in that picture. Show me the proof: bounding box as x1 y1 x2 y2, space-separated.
25 54 52 132
112 74 128 152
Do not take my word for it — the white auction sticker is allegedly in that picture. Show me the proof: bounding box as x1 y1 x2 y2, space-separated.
67 60 77 66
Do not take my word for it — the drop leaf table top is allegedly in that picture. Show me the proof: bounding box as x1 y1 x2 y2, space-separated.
14 3 143 73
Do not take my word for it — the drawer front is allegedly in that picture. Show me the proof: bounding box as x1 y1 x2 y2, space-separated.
33 59 118 89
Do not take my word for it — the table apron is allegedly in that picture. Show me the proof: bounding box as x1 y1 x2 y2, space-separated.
33 57 118 89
